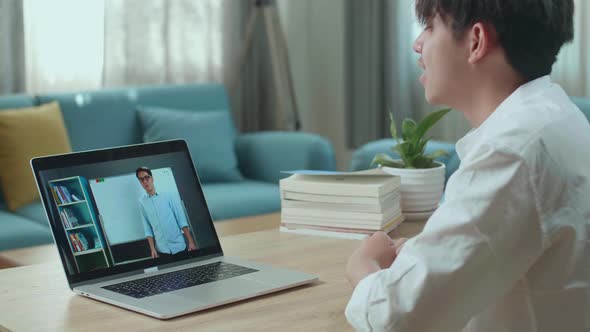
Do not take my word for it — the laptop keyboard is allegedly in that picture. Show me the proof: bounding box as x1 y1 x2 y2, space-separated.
102 261 259 299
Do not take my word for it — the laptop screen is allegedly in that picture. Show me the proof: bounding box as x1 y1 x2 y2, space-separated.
31 140 223 285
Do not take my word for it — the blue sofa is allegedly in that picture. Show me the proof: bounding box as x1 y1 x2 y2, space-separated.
350 97 590 181
0 84 336 251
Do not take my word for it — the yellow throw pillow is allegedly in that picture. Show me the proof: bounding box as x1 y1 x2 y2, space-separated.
0 101 72 211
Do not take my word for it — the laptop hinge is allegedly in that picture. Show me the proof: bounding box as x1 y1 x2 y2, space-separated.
144 266 158 274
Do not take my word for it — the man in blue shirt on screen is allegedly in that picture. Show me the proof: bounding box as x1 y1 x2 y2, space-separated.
136 167 198 258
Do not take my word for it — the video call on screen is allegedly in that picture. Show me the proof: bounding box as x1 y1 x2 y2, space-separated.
39 151 217 275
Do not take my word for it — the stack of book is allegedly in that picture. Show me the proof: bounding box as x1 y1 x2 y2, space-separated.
50 184 82 204
69 232 91 252
279 169 403 239
59 207 80 228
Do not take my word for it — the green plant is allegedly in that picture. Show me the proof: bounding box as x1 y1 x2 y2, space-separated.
372 108 452 169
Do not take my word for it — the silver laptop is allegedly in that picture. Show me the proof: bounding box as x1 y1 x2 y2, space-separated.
31 139 317 319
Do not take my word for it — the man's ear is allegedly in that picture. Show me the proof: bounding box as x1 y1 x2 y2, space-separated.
468 22 496 64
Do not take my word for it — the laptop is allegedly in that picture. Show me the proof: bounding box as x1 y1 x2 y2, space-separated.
31 139 317 319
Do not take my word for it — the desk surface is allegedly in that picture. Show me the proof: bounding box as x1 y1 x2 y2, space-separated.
0 215 425 331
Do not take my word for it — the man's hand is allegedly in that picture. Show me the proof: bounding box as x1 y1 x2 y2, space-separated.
150 249 159 259
182 227 197 251
346 232 408 288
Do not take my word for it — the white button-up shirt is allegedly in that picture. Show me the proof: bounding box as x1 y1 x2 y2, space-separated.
346 76 590 332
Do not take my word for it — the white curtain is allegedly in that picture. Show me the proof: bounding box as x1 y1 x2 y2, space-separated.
551 0 590 98
21 0 225 93
0 0 25 94
103 0 225 87
23 0 105 93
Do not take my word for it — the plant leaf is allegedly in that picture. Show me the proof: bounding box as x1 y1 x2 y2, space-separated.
418 137 431 155
413 156 434 168
414 108 452 141
425 149 449 160
389 112 398 140
401 118 417 141
394 142 414 168
371 153 405 168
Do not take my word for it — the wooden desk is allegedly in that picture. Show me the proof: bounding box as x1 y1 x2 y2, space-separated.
0 220 425 331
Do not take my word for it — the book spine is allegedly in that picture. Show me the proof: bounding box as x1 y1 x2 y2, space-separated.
279 226 368 240
77 233 90 250
59 210 69 228
280 184 380 197
69 234 80 252
50 186 61 205
61 210 71 228
281 206 401 222
56 186 67 204
62 187 72 203
65 208 79 226
74 234 85 251
281 199 386 213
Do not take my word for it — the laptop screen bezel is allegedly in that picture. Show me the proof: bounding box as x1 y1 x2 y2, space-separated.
31 139 224 286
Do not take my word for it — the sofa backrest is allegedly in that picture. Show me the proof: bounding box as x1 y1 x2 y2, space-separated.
36 83 235 152
37 89 143 151
572 97 590 122
0 94 36 109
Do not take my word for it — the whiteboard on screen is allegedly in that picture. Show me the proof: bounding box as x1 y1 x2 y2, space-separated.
89 167 183 245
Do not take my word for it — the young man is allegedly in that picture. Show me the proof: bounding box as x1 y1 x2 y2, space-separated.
345 1 590 331
136 167 198 258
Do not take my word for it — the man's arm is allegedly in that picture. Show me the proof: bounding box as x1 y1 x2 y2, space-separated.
345 150 544 331
182 227 197 251
167 193 195 250
139 202 158 258
168 193 189 229
146 236 158 258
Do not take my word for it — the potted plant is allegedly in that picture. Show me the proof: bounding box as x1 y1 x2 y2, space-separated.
372 108 451 218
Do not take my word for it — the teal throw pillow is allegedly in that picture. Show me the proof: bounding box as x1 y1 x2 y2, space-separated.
137 106 243 183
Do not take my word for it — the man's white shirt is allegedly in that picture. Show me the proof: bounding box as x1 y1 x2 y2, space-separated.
346 76 590 332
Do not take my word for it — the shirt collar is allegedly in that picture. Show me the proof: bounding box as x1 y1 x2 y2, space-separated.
455 75 551 159
145 191 159 198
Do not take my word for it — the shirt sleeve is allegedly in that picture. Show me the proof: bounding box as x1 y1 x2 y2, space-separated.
140 201 154 238
345 148 545 332
168 193 189 229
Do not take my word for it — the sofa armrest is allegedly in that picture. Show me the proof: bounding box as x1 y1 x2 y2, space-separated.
350 138 459 183
235 131 336 183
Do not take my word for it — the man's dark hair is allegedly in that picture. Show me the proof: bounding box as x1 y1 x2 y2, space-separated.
415 0 574 81
136 166 152 178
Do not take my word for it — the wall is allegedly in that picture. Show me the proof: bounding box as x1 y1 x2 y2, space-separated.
277 0 352 171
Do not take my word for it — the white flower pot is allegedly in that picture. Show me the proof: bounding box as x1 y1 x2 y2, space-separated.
381 162 445 213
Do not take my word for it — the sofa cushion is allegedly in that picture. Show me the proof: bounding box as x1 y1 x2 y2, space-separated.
0 211 53 251
202 181 280 221
138 106 243 183
0 95 38 206
37 89 143 151
0 102 72 211
15 201 48 226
